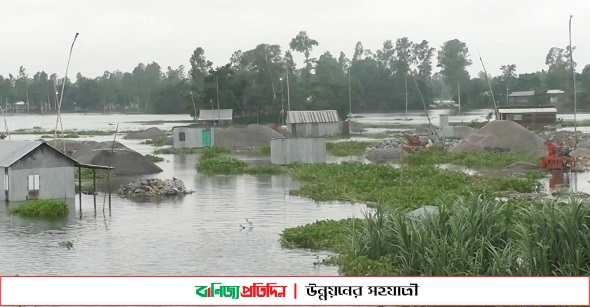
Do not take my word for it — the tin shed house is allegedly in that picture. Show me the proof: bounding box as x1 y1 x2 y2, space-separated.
286 110 341 137
497 106 557 130
0 141 92 201
198 109 233 127
172 126 215 148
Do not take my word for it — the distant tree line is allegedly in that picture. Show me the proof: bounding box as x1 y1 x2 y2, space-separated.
1 31 589 118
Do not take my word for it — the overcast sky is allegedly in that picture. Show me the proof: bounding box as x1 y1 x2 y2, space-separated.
2 0 588 79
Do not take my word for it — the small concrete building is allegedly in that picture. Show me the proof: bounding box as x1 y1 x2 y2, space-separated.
497 106 557 130
198 109 233 127
286 110 341 138
0 141 110 202
172 126 214 148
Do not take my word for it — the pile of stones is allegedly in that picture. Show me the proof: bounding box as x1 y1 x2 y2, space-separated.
118 178 193 197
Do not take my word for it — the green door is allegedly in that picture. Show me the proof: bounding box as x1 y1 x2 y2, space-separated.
201 129 211 147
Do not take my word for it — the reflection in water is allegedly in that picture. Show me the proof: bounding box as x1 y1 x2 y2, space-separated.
0 153 369 276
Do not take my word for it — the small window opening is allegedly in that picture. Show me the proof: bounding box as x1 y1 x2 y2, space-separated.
28 174 40 198
179 132 186 141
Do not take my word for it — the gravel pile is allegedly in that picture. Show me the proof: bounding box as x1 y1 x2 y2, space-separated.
450 120 546 158
364 136 462 163
538 130 590 144
124 127 167 140
118 178 193 197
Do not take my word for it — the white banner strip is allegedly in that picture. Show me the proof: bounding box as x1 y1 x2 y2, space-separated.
1 276 588 306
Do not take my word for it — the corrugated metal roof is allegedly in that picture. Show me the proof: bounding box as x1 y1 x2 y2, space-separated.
198 109 233 121
508 91 535 97
0 141 44 167
287 110 340 124
547 89 565 94
0 141 112 169
498 108 557 114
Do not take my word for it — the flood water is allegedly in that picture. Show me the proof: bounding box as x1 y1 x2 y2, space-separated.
1 110 590 279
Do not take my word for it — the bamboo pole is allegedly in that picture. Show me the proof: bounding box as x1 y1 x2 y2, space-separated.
53 33 79 154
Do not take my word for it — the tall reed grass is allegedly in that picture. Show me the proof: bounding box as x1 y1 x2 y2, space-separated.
344 194 590 276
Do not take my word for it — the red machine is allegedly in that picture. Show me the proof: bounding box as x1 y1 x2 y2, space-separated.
402 135 421 153
538 141 576 171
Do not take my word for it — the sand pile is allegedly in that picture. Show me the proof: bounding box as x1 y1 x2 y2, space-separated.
214 124 284 148
124 127 167 140
73 141 163 176
449 120 546 158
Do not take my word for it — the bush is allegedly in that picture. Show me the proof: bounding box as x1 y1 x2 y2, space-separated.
9 199 69 217
326 141 375 157
145 154 164 163
196 146 285 175
282 194 590 276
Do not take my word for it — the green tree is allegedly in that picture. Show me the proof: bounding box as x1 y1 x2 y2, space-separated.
436 39 472 106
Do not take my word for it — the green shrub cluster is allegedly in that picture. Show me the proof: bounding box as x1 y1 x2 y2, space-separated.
9 199 69 217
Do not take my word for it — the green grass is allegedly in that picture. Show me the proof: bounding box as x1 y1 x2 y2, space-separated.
196 146 286 175
281 195 590 276
12 129 122 136
326 141 376 156
145 154 164 163
288 162 540 208
141 137 167 146
9 199 69 217
403 148 539 168
361 133 391 139
153 147 201 154
560 120 590 127
258 145 271 155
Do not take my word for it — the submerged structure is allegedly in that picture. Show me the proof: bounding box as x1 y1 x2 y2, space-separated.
0 141 111 202
286 110 341 138
172 126 214 148
270 138 327 165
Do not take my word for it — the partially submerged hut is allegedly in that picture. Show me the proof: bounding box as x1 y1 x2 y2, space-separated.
198 109 233 127
0 141 111 202
286 110 341 137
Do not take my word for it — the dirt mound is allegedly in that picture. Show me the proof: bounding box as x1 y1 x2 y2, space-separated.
214 124 284 148
73 141 163 176
449 120 546 158
49 139 98 155
123 127 167 140
453 126 477 139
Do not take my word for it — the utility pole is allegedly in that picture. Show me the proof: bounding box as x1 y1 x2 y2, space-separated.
569 15 577 138
285 64 290 112
405 74 408 120
348 65 352 117
280 77 284 126
457 82 461 114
